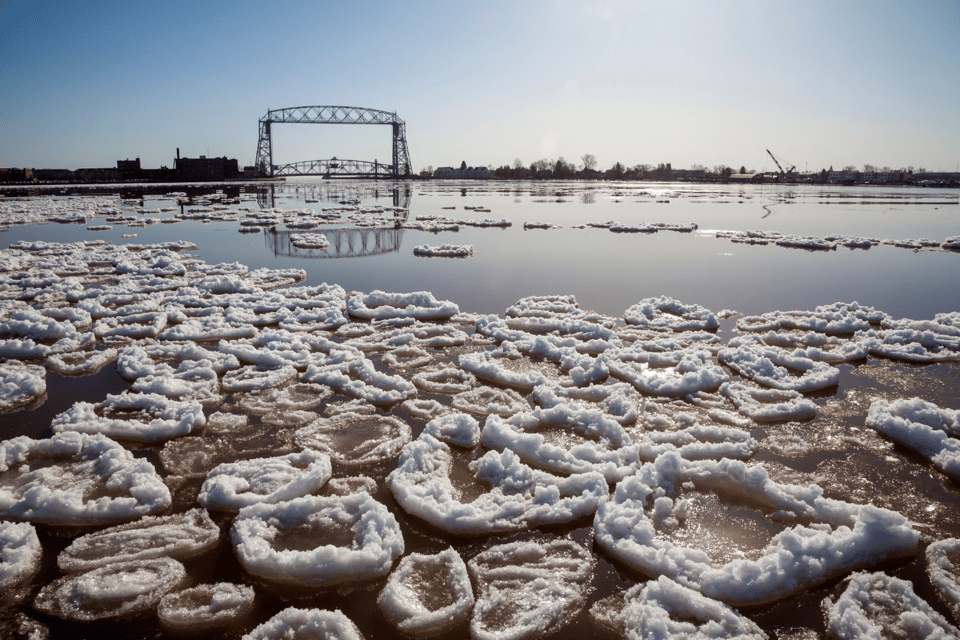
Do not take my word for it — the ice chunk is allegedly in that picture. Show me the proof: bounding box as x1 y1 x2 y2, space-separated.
599 576 767 640
243 608 364 640
290 233 330 249
607 349 729 396
34 557 188 622
0 363 45 412
347 290 459 321
236 382 333 416
719 342 840 392
402 398 452 421
57 508 220 573
927 538 960 623
452 386 530 417
482 403 641 481
158 582 256 633
303 356 417 405
388 434 606 535
222 364 298 392
412 366 477 394
378 548 473 636
50 391 205 442
160 429 297 480
45 347 118 376
468 539 593 640
423 413 481 448
593 451 919 607
199 450 332 511
231 492 403 588
720 381 818 422
625 296 719 332
295 413 412 467
866 397 960 481
0 520 41 597
826 571 958 639
413 244 474 257
459 350 550 391
0 432 171 526
381 345 434 369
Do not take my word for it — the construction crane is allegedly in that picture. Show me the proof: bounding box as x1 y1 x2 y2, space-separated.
766 149 796 179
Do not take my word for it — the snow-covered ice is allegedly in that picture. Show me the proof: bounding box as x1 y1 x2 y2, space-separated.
295 413 412 467
242 607 364 640
926 538 960 623
378 547 474 636
158 582 256 633
198 450 332 511
866 397 960 481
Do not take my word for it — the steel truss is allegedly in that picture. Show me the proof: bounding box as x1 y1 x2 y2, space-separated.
255 106 412 178
273 158 393 178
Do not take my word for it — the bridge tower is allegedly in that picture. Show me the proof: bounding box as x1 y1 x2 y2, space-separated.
254 106 412 178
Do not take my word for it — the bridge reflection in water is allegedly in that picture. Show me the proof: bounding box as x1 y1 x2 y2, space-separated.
264 226 405 259
256 184 412 211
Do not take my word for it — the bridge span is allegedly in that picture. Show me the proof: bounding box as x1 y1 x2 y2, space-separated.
255 106 412 178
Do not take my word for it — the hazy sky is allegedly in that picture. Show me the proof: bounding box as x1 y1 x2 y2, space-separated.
2 0 958 173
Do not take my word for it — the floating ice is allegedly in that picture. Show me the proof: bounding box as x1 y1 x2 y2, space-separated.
482 403 641 481
452 386 530 417
593 451 919 606
0 520 41 594
0 363 45 412
382 345 434 369
866 397 960 481
608 349 729 396
459 350 550 391
242 608 364 640
402 398 452 421
423 413 480 448
826 571 958 639
593 575 767 640
295 413 412 467
378 547 474 636
290 233 330 249
303 356 417 404
719 342 840 392
388 434 607 535
0 432 171 525
222 364 298 392
159 315 257 341
57 508 220 573
158 582 256 633
236 382 333 416
45 347 118 376
51 391 205 442
927 538 960 623
347 290 459 321
231 492 404 588
719 381 818 422
625 296 719 332
858 328 960 363
199 450 332 511
468 538 593 640
775 235 837 250
413 244 474 257
33 557 188 622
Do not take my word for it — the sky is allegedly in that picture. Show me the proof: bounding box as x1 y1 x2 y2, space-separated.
2 0 958 174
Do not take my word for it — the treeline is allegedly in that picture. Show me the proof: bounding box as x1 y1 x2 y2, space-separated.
488 155 735 180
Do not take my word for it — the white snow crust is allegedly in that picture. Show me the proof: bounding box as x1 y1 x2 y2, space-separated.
243 607 364 640
51 391 205 442
231 492 404 588
295 413 412 466
0 520 41 591
158 582 256 632
927 538 960 623
199 450 332 511
866 397 960 480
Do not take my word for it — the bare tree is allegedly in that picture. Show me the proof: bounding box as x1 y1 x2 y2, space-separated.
512 158 524 170
581 154 597 171
863 164 876 172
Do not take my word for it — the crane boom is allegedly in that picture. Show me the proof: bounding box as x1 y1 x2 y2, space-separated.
766 149 796 176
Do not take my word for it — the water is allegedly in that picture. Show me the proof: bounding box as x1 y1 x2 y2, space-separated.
1 179 959 638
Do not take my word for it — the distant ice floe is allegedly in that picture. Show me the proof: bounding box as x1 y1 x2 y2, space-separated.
378 547 474 636
243 608 364 640
198 450 332 511
591 575 766 640
34 557 188 622
231 492 403 589
825 571 959 639
51 391 205 442
866 397 960 481
158 582 256 633
290 233 330 249
468 539 593 640
594 452 919 607
347 290 459 321
927 538 960 622
413 244 474 257
296 413 412 467
0 432 171 526
388 434 606 536
57 508 220 573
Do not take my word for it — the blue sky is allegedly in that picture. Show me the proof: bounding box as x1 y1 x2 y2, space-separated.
2 0 957 173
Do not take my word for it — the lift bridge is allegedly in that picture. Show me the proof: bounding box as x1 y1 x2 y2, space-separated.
255 106 412 178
